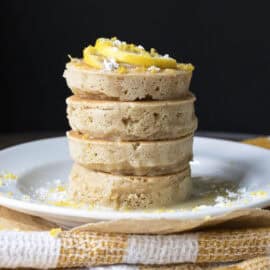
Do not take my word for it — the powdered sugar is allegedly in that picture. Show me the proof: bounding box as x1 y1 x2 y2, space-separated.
112 39 122 47
103 58 119 71
147 66 160 72
33 179 67 202
192 186 268 212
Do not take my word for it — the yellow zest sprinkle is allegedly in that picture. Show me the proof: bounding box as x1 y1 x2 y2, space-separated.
56 185 65 192
134 66 146 72
7 192 13 197
204 215 211 221
49 228 62 237
117 66 127 74
81 134 89 140
0 180 2 187
49 200 80 208
150 48 158 56
48 185 65 193
177 63 195 72
3 172 17 180
154 208 166 213
88 203 95 210
250 191 268 197
167 209 176 213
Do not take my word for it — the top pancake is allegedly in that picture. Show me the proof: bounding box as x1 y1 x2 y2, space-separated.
63 60 192 101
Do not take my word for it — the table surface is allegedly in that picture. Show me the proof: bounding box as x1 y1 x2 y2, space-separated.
0 131 261 150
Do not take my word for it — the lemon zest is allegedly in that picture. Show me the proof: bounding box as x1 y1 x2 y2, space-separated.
88 202 95 210
6 192 13 197
56 185 65 192
153 208 166 213
134 66 146 72
167 209 176 213
49 200 80 208
81 134 89 140
49 228 62 237
177 63 195 72
3 173 17 180
117 66 127 74
250 191 268 197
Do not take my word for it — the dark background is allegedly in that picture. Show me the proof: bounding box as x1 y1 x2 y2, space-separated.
1 0 269 134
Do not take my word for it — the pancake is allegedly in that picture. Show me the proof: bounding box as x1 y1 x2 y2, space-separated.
66 94 197 141
63 60 192 101
67 131 193 176
69 163 192 209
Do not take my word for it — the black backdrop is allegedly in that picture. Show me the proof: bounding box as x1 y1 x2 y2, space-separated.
1 0 269 134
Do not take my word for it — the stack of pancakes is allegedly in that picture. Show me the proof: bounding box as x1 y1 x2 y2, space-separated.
64 59 197 209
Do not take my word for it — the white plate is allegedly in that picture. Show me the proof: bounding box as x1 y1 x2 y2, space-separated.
0 136 270 228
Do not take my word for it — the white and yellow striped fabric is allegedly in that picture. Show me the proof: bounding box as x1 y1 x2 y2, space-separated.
1 228 270 269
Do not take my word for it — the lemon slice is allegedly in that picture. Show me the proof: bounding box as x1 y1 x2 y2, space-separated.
83 46 103 69
95 38 177 68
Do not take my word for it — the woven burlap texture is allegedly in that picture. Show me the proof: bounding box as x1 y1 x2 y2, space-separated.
56 228 270 267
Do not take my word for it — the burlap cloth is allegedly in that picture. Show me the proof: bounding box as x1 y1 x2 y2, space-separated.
1 137 270 270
